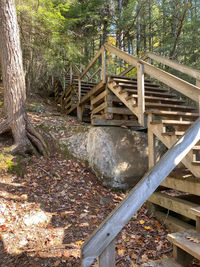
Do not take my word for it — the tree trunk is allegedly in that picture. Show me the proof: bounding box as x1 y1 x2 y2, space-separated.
0 0 47 155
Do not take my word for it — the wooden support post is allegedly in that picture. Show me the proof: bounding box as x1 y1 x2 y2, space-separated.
78 77 81 103
137 62 145 127
196 79 200 88
106 88 113 120
70 63 73 84
77 105 83 122
98 239 115 267
101 47 106 83
173 245 193 267
148 113 156 169
196 216 200 233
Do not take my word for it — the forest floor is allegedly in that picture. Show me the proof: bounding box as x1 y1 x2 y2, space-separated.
0 87 199 267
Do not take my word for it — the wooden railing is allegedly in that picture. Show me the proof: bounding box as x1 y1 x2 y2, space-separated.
81 118 200 267
147 52 200 87
77 43 200 124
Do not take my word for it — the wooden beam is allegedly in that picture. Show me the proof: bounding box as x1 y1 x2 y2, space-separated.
148 192 198 220
119 65 134 76
148 52 200 80
104 43 138 67
78 78 81 102
101 47 106 83
81 118 200 267
80 46 104 79
148 114 156 169
137 62 145 127
91 102 107 115
142 60 200 103
161 175 200 196
98 239 115 267
107 107 133 115
91 90 107 106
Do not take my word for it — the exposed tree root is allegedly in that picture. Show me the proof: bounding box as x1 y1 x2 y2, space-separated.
0 117 49 156
0 118 11 135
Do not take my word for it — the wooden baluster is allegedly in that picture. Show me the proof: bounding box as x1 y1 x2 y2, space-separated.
70 63 73 84
101 47 106 83
196 79 200 88
137 62 145 127
148 113 156 169
78 77 81 103
98 239 115 267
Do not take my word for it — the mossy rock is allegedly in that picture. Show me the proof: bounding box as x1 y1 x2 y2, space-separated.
0 152 24 176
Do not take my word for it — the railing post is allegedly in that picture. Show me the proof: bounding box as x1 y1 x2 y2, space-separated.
196 79 200 87
78 77 81 103
101 47 106 83
70 63 73 84
148 113 156 169
98 239 115 267
137 62 146 127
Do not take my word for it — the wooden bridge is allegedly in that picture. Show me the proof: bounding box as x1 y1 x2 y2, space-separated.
55 44 200 266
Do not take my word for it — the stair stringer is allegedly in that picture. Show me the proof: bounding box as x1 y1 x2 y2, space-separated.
107 80 139 120
150 123 200 178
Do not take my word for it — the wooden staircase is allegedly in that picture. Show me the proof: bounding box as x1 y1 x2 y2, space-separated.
56 44 200 266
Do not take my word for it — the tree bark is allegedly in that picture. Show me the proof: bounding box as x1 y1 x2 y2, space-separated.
0 0 47 155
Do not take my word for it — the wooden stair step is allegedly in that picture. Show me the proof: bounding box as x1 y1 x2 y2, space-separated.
191 206 200 217
122 89 177 98
126 94 185 104
114 82 168 92
141 258 182 267
145 103 195 111
111 78 160 87
192 160 200 166
193 146 200 150
151 120 193 126
110 74 152 83
162 131 185 137
167 230 200 260
146 110 199 119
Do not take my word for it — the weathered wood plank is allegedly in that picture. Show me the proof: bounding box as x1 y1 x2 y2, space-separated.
107 107 133 115
98 239 115 267
161 175 200 196
81 118 200 267
91 90 107 106
137 62 145 126
148 192 198 220
148 113 156 169
101 47 106 83
91 102 107 115
168 230 200 260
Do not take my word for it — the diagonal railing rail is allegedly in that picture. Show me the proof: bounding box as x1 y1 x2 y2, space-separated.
81 117 200 267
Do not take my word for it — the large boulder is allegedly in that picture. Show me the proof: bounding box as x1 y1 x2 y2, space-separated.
58 126 166 189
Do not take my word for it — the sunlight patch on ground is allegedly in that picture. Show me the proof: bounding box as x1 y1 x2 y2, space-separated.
0 191 65 255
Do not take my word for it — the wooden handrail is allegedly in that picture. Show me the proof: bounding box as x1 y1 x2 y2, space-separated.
147 52 200 80
80 46 104 79
81 117 200 267
104 43 200 103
